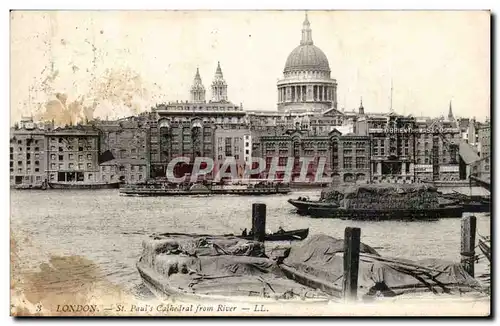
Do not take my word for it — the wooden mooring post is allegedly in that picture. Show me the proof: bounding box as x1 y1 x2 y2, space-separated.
461 215 477 277
252 203 266 242
343 227 361 302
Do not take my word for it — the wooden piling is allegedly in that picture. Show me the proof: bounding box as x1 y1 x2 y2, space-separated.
343 227 361 301
252 203 266 242
461 215 477 277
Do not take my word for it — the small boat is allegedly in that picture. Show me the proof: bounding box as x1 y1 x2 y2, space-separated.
237 228 309 241
288 198 339 214
307 205 464 220
154 229 309 242
48 181 122 190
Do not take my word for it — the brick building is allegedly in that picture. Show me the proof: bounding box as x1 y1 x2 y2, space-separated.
149 63 248 179
255 126 370 184
359 113 417 183
331 132 370 184
413 117 461 182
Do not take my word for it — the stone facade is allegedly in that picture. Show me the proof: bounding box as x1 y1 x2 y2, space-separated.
477 122 490 158
332 133 370 184
277 13 337 113
362 114 417 184
98 117 150 162
470 155 490 181
9 119 51 187
99 159 147 184
413 117 461 182
255 127 370 184
214 127 251 177
45 127 100 183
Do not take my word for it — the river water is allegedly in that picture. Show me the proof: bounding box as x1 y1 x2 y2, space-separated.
10 188 491 298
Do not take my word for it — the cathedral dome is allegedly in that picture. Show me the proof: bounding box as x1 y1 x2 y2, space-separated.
284 44 330 73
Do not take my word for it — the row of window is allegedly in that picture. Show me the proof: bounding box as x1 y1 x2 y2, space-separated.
343 142 368 149
10 167 40 173
12 139 41 145
49 146 93 152
11 146 41 152
102 174 144 181
343 157 367 169
50 137 96 144
259 156 368 170
11 160 40 166
48 163 94 170
49 153 93 161
101 165 145 172
11 152 41 160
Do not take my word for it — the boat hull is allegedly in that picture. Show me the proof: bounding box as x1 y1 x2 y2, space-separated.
48 182 121 190
463 203 491 213
136 259 328 305
287 199 339 214
153 229 309 242
12 184 46 190
120 188 291 196
307 206 464 220
237 228 309 241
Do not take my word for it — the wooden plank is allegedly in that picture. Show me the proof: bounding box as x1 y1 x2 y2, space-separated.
343 227 361 301
252 203 266 243
461 215 477 277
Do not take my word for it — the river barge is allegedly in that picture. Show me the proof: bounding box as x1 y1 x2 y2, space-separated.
440 192 490 213
138 232 486 304
307 205 464 220
137 233 329 305
120 181 291 196
48 181 122 190
289 183 469 220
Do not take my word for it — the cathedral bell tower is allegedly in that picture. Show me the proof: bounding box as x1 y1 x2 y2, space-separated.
211 61 228 102
190 68 206 103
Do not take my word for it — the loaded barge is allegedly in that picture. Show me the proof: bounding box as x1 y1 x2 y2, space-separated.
137 232 486 304
48 181 121 190
289 184 465 220
120 180 291 196
12 179 122 190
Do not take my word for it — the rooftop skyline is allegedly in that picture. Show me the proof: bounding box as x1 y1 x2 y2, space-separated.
10 10 490 124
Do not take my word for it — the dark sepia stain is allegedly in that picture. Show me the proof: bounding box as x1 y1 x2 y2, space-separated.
11 233 129 316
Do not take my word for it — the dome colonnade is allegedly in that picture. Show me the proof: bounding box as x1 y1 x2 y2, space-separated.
277 12 338 113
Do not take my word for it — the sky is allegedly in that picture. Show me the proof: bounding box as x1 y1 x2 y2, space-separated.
10 10 491 125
